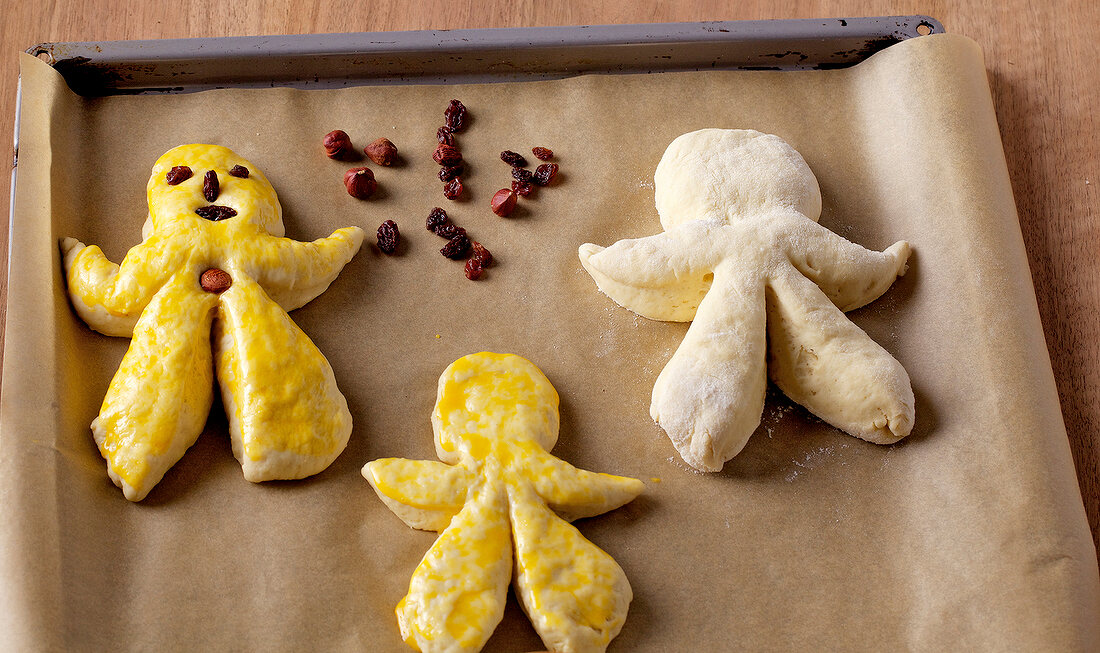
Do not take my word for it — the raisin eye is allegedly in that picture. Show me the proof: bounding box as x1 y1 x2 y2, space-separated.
228 165 249 178
165 166 192 185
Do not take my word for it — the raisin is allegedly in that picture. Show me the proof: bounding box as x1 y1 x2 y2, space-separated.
377 220 399 254
512 167 534 183
532 147 553 161
433 144 463 167
436 126 455 146
203 170 219 202
195 205 238 221
511 180 535 197
437 224 466 239
444 99 467 132
464 242 492 280
440 233 470 259
426 207 466 238
426 207 450 232
533 163 559 186
228 165 249 178
443 177 463 200
500 150 527 167
439 163 464 182
165 166 192 185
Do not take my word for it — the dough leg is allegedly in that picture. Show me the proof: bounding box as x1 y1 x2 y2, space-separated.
650 269 767 471
398 482 511 653
509 483 632 653
213 276 352 482
765 267 914 444
92 274 218 501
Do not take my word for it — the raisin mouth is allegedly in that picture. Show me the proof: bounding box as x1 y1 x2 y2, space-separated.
195 205 238 221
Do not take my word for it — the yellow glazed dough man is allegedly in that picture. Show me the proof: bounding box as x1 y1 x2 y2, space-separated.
363 352 644 653
62 144 364 501
580 129 914 472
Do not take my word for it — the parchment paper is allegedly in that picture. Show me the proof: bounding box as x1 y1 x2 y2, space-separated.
3 33 1098 651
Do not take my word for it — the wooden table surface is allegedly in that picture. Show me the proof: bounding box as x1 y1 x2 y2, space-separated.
2 2 1097 559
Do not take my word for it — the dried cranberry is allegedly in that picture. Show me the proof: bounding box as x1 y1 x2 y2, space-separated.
532 147 553 161
438 163 464 182
512 167 534 183
500 150 527 167
228 165 249 178
470 241 492 267
440 233 470 259
433 144 462 167
203 170 220 202
443 177 463 200
165 166 192 185
464 242 492 280
195 205 238 221
511 180 535 197
436 126 455 146
377 220 399 254
533 163 559 186
444 99 467 132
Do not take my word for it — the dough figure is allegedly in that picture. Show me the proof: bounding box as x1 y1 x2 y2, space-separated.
62 144 364 501
579 129 914 472
363 352 643 653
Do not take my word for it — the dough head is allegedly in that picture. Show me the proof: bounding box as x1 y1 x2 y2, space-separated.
147 144 285 237
432 352 560 463
654 128 822 229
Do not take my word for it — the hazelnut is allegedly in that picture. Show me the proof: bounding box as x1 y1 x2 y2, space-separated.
344 167 377 199
200 268 233 294
490 189 517 217
364 137 398 166
432 144 462 167
323 130 353 159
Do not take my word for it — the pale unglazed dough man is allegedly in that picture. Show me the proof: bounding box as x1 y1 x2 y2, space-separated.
579 129 914 472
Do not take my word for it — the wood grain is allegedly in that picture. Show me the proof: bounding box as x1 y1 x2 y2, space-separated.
2 1 1097 558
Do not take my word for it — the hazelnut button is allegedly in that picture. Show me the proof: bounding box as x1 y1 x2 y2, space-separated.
200 268 232 294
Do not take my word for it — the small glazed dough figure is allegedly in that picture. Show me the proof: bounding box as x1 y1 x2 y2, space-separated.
363 352 643 653
62 144 364 501
579 129 914 472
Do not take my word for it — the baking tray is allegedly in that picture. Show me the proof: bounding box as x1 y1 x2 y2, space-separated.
18 16 1099 652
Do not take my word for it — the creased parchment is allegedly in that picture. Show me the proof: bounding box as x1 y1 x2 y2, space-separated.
2 33 1098 651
